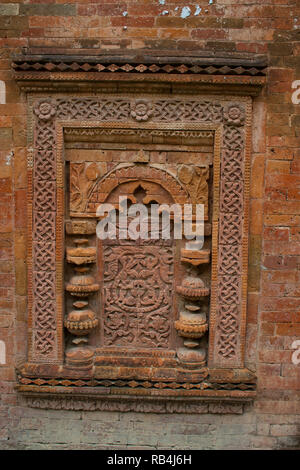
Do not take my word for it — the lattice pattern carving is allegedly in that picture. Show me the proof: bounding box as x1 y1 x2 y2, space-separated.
153 100 223 122
219 213 242 245
34 330 56 356
33 242 56 271
216 304 239 359
223 126 244 150
34 150 56 180
184 101 223 122
33 212 56 241
215 110 246 363
34 300 56 330
34 181 56 212
220 180 243 214
31 100 58 361
57 99 100 119
218 276 241 305
219 246 241 276
221 150 243 181
54 98 225 123
34 121 56 148
33 271 55 301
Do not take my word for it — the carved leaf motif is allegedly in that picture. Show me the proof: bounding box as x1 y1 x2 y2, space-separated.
177 165 209 216
70 163 84 211
70 162 107 212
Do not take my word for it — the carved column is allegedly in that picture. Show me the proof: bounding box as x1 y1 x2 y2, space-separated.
63 220 99 368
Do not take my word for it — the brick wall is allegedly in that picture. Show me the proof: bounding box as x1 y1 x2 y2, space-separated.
0 0 299 450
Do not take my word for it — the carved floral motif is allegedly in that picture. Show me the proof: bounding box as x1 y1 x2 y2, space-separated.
131 99 153 121
34 98 56 121
177 165 209 217
70 162 106 213
224 103 245 126
103 246 173 348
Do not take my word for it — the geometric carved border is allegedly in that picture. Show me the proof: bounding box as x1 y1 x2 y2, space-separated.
27 94 252 371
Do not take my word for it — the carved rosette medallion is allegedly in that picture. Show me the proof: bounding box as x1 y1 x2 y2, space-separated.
131 99 153 121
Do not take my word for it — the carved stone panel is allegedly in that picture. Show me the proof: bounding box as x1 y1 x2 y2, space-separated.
102 245 174 349
20 91 255 411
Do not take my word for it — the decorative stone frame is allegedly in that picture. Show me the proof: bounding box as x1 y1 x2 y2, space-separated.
14 57 266 413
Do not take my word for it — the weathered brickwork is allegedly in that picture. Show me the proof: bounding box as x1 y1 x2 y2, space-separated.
0 0 299 450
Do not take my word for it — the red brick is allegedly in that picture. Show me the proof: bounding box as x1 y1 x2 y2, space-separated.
261 322 276 335
111 17 154 28
236 42 257 53
287 188 300 200
191 29 226 40
250 155 265 198
276 323 300 336
263 282 300 297
267 147 294 160
265 188 287 201
159 28 190 40
0 0 298 448
257 364 281 376
290 227 300 241
272 18 294 30
21 28 45 38
262 270 296 284
268 136 299 148
264 201 300 215
258 350 292 364
281 364 300 377
269 68 294 82
14 189 27 230
259 376 299 390
261 311 298 323
127 4 161 16
269 81 293 94
266 160 290 174
266 174 300 191
264 215 300 226
0 117 12 127
0 178 12 193
0 274 14 288
247 292 259 324
255 401 300 414
263 255 298 270
264 241 300 255
261 297 300 311
263 227 289 241
291 161 300 173
250 200 263 234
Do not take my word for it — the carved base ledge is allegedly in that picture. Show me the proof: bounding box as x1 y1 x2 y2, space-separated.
16 387 254 414
16 364 256 413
